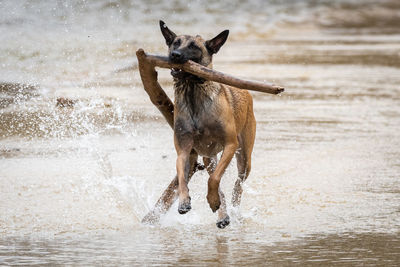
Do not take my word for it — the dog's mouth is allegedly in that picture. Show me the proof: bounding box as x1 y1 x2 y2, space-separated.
171 68 205 83
171 68 184 78
171 68 191 79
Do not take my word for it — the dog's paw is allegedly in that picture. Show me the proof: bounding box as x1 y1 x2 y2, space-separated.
207 191 221 212
216 215 230 229
178 197 191 214
207 179 221 212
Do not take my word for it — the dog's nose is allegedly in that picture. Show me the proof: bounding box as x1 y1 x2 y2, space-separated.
171 50 183 61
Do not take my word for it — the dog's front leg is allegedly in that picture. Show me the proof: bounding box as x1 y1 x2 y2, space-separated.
207 139 238 212
175 133 194 214
142 150 198 224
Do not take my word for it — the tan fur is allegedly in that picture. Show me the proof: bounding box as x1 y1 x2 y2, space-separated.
142 22 256 228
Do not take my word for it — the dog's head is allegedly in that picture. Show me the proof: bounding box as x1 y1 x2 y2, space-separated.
159 20 229 68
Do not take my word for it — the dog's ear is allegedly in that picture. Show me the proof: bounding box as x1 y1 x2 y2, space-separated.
205 30 229 54
159 20 176 46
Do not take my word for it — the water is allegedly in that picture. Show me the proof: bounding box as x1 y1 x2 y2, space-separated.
1 0 400 265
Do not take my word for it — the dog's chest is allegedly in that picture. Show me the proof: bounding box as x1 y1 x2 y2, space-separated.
174 82 224 156
182 116 224 157
192 113 225 154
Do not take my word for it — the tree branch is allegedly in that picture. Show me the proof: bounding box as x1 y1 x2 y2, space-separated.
136 48 284 95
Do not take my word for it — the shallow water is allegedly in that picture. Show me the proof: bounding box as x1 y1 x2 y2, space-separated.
1 0 400 265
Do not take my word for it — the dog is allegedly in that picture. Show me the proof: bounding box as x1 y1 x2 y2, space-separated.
142 21 256 228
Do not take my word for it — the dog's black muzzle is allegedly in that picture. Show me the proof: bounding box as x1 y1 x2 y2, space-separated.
169 50 205 83
170 50 187 64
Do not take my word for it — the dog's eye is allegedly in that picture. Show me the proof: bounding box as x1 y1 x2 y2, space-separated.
173 39 181 47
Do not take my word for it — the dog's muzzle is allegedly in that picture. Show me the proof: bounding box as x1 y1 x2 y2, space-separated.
170 50 186 64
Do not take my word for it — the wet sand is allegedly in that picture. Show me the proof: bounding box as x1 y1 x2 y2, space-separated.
1 0 400 265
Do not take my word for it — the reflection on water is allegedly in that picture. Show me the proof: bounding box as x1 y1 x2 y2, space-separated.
1 232 399 265
1 0 400 265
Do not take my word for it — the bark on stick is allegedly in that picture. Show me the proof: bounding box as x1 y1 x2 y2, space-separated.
136 49 175 128
136 48 284 95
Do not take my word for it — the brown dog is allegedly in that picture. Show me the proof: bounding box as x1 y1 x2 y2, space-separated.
142 21 256 228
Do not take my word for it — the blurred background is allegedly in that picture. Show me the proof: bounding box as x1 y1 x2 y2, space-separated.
1 0 399 265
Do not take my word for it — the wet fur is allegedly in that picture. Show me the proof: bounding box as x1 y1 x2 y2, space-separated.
142 21 256 228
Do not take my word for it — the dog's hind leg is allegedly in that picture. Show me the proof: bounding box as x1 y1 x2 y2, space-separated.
142 151 198 224
216 189 230 228
232 115 256 207
232 150 249 208
204 157 230 228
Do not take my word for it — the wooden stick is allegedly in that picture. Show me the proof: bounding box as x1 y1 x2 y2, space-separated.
136 49 174 128
136 48 284 95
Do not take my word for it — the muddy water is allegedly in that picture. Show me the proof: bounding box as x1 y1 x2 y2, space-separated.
1 0 400 265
